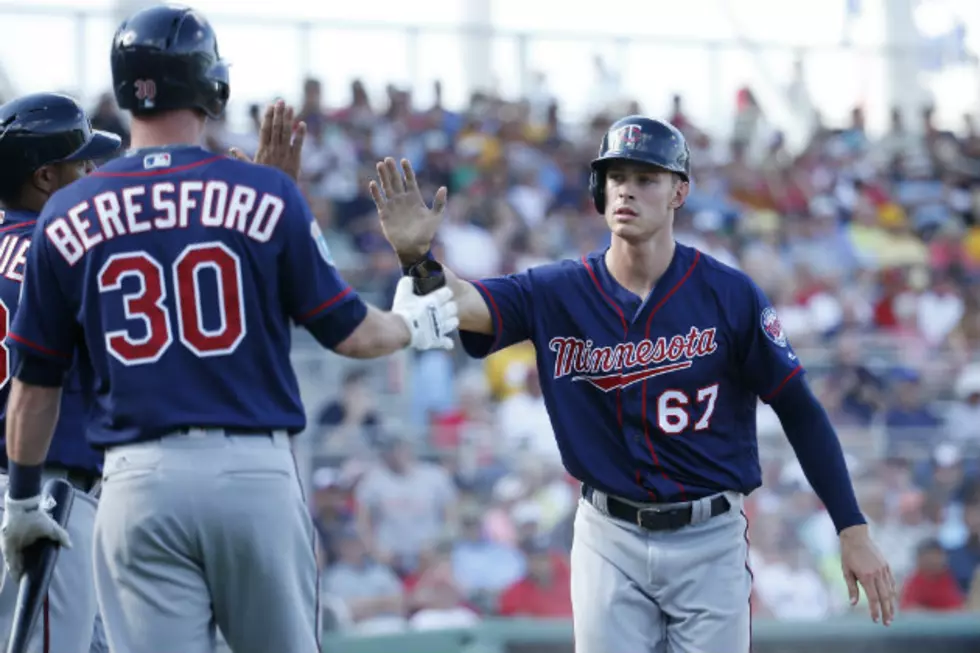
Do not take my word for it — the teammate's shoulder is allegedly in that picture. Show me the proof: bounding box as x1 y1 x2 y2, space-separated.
0 209 40 236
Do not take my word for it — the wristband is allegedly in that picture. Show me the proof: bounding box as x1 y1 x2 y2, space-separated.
7 462 43 500
410 259 446 296
401 250 436 276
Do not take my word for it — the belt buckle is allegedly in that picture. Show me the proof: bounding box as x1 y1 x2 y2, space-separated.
635 505 667 529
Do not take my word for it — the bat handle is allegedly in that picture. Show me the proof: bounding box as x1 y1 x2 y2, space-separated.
409 259 446 296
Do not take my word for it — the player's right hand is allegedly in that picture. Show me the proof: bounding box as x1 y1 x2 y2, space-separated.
391 277 459 350
0 492 72 583
369 157 447 264
228 99 307 181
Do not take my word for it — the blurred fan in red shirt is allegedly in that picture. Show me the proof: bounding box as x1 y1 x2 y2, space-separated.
498 536 572 618
900 538 964 612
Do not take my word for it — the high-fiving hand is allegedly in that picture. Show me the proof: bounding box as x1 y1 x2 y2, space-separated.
229 100 306 181
369 158 447 264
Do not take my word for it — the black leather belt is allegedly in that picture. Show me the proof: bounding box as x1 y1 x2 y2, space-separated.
583 485 731 532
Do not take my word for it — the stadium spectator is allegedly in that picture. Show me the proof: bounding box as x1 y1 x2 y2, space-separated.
497 536 572 618
355 432 458 574
451 508 526 600
320 525 408 634
899 538 965 611
403 540 481 630
314 367 381 453
310 467 356 569
497 366 561 467
945 490 980 595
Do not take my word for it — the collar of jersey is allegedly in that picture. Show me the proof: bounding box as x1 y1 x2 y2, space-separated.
590 242 692 311
123 144 211 158
0 208 39 225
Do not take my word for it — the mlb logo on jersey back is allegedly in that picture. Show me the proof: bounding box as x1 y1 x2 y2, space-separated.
761 307 787 347
143 152 171 170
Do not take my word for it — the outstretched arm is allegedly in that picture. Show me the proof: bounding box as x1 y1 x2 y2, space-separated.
369 157 493 335
305 279 458 358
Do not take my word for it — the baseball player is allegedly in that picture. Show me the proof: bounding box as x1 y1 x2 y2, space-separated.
0 92 121 653
0 5 458 653
371 116 896 653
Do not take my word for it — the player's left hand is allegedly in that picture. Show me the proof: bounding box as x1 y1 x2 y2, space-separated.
228 99 307 181
0 492 72 583
369 157 447 264
839 524 896 626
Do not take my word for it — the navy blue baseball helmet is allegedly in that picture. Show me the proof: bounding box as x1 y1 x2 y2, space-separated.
111 4 230 119
0 92 122 196
589 115 691 214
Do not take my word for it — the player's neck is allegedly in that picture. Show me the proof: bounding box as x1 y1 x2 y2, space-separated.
128 111 207 150
605 231 676 297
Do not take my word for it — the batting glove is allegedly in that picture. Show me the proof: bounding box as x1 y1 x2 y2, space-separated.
391 276 459 351
1 492 72 583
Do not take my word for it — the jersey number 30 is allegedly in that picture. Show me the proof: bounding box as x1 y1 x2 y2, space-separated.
97 243 245 366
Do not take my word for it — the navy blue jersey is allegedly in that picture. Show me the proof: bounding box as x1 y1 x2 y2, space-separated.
8 146 367 447
460 243 802 503
0 209 101 473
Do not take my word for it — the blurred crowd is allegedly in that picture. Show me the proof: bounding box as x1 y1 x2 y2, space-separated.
79 73 980 634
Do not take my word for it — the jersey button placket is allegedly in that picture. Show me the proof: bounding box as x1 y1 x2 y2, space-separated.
626 322 658 499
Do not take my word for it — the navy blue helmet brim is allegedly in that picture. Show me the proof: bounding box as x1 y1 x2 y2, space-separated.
64 130 123 162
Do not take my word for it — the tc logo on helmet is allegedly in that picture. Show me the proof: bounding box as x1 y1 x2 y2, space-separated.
607 124 648 153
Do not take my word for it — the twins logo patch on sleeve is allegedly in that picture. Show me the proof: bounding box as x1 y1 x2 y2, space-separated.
761 307 787 347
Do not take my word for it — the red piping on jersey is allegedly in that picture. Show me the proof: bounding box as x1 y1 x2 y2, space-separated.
472 280 504 352
761 364 803 402
0 220 36 234
7 332 71 359
89 155 225 178
299 287 354 323
582 257 654 500
640 249 702 501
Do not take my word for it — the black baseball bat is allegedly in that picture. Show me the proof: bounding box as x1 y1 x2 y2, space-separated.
4 478 75 653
